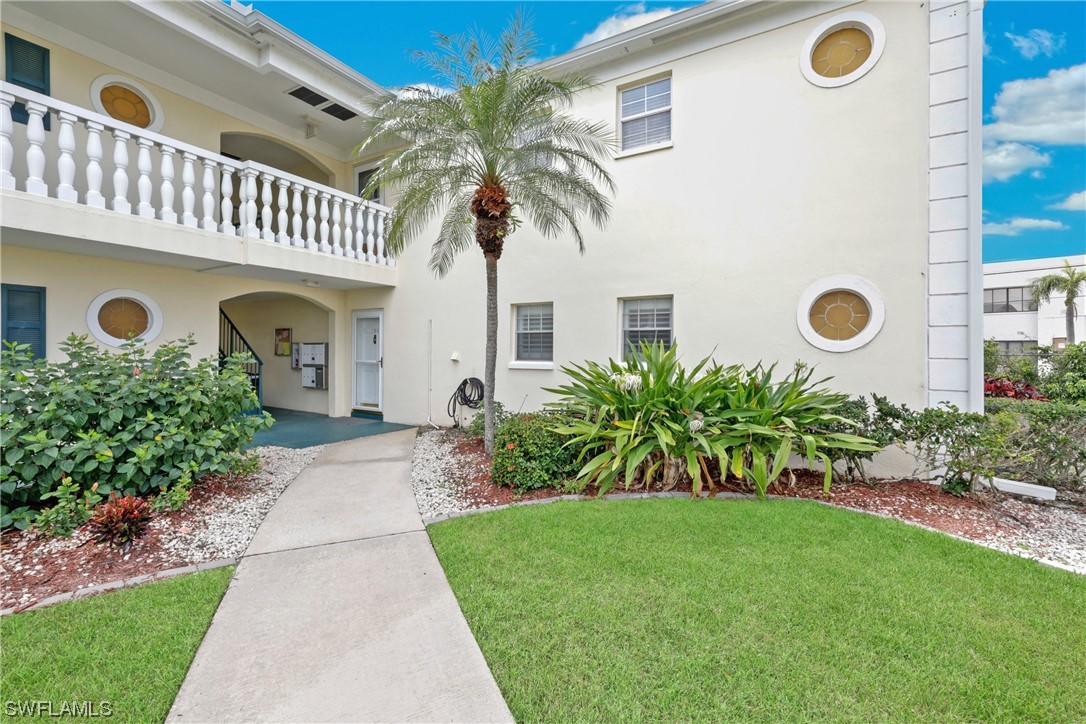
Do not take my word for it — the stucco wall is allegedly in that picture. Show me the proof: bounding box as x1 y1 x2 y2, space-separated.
345 1 932 426
0 245 355 417
220 296 333 415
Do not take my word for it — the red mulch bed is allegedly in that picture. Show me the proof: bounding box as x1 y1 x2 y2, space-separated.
1 472 255 613
441 431 1026 543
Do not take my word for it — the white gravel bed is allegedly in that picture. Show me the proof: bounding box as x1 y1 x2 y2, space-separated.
978 498 1086 574
158 444 324 561
410 429 472 519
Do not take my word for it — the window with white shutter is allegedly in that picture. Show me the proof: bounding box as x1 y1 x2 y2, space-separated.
514 303 553 362
622 297 672 357
620 77 671 151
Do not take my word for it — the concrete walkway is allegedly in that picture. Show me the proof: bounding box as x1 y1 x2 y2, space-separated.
168 429 513 723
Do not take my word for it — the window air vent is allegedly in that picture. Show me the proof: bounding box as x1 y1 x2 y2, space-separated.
320 103 358 121
287 86 328 106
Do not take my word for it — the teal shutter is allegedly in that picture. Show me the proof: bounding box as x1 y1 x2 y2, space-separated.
4 33 50 130
1 284 46 359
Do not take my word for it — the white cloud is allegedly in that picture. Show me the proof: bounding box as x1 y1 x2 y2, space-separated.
982 142 1051 183
1048 190 1086 211
982 218 1070 236
576 3 678 48
1004 29 1066 60
985 64 1086 145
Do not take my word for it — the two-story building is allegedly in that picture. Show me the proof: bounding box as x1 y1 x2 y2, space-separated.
1 0 986 432
983 255 1086 353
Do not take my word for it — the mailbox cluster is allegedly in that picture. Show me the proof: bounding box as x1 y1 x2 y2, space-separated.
299 342 329 390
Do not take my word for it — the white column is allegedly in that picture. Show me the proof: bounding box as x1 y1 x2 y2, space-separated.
0 93 14 191
304 187 318 250
55 112 78 202
111 130 131 214
220 166 235 235
24 101 48 196
200 159 217 231
290 183 304 246
84 121 105 208
364 205 376 262
180 152 197 226
342 199 355 258
318 192 331 253
135 138 155 218
354 203 367 260
260 173 274 241
241 168 259 238
376 209 388 264
276 178 290 244
159 145 177 223
331 197 344 255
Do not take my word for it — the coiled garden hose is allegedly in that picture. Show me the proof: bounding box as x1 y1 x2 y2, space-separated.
448 377 485 425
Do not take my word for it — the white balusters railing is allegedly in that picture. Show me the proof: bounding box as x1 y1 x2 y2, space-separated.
0 82 396 268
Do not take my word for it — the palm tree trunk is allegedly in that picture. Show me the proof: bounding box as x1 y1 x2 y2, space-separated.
1067 296 1077 345
483 252 499 454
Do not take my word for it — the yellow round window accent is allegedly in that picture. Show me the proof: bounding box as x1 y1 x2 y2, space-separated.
811 27 872 79
97 298 150 341
99 84 152 128
808 290 870 341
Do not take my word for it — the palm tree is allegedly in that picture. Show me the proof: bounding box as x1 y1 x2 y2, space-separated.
358 16 616 453
1029 260 1086 345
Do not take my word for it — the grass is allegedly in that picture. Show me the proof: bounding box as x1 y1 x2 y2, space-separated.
429 499 1086 722
1 567 233 723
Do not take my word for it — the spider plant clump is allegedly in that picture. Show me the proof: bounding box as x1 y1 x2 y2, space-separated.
548 343 880 498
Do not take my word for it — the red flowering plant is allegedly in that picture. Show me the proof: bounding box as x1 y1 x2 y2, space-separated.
983 374 1048 401
88 493 153 551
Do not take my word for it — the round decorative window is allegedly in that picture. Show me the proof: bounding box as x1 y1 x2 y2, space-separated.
797 276 885 353
89 75 165 132
99 85 152 128
87 290 163 348
800 12 886 88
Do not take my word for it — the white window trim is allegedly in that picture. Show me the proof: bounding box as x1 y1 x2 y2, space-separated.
86 289 163 348
510 302 554 368
799 11 886 89
89 74 165 132
796 276 885 353
354 163 384 205
619 295 674 357
618 75 673 153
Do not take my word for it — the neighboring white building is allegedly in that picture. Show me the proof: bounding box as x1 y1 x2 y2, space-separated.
1 0 986 440
983 255 1086 352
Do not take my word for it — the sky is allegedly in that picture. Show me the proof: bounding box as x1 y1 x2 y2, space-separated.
253 0 1086 264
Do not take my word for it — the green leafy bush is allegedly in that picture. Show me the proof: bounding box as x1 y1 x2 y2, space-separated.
871 397 1019 494
1 335 273 531
490 413 581 491
983 339 1001 376
822 397 898 485
468 400 511 437
548 343 878 498
1040 342 1086 403
985 398 1086 489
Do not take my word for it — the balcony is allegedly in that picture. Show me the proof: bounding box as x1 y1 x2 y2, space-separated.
0 82 395 289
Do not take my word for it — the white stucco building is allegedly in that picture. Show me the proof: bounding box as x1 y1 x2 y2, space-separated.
1 0 986 431
983 255 1086 352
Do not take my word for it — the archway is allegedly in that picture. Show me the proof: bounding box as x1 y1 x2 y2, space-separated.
220 133 334 186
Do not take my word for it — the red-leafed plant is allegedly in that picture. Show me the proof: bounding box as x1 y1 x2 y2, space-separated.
983 375 1048 401
88 494 153 550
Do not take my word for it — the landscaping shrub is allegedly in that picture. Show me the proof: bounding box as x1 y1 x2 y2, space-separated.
467 400 511 437
490 413 581 491
870 396 1018 494
0 335 273 532
984 398 1086 489
548 343 877 498
1040 342 1086 403
88 494 153 550
822 397 898 485
984 374 1047 400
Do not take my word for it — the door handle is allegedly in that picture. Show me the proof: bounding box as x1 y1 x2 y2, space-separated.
379 357 383 368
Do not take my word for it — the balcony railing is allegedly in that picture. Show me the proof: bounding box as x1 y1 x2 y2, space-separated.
0 82 395 266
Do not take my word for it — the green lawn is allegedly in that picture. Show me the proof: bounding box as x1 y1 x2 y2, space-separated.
429 499 1086 722
1 567 233 723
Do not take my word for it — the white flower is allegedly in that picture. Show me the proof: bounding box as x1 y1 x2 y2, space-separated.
609 373 642 392
688 418 704 433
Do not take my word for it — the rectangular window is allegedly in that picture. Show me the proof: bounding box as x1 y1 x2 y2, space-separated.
983 286 1037 313
619 77 671 151
622 297 672 355
356 167 381 203
4 33 50 129
996 340 1036 355
514 303 553 362
1 284 46 359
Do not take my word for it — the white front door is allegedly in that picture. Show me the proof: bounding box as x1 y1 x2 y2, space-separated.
353 310 383 409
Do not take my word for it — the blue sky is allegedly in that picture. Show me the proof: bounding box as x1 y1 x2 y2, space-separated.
254 0 1085 263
